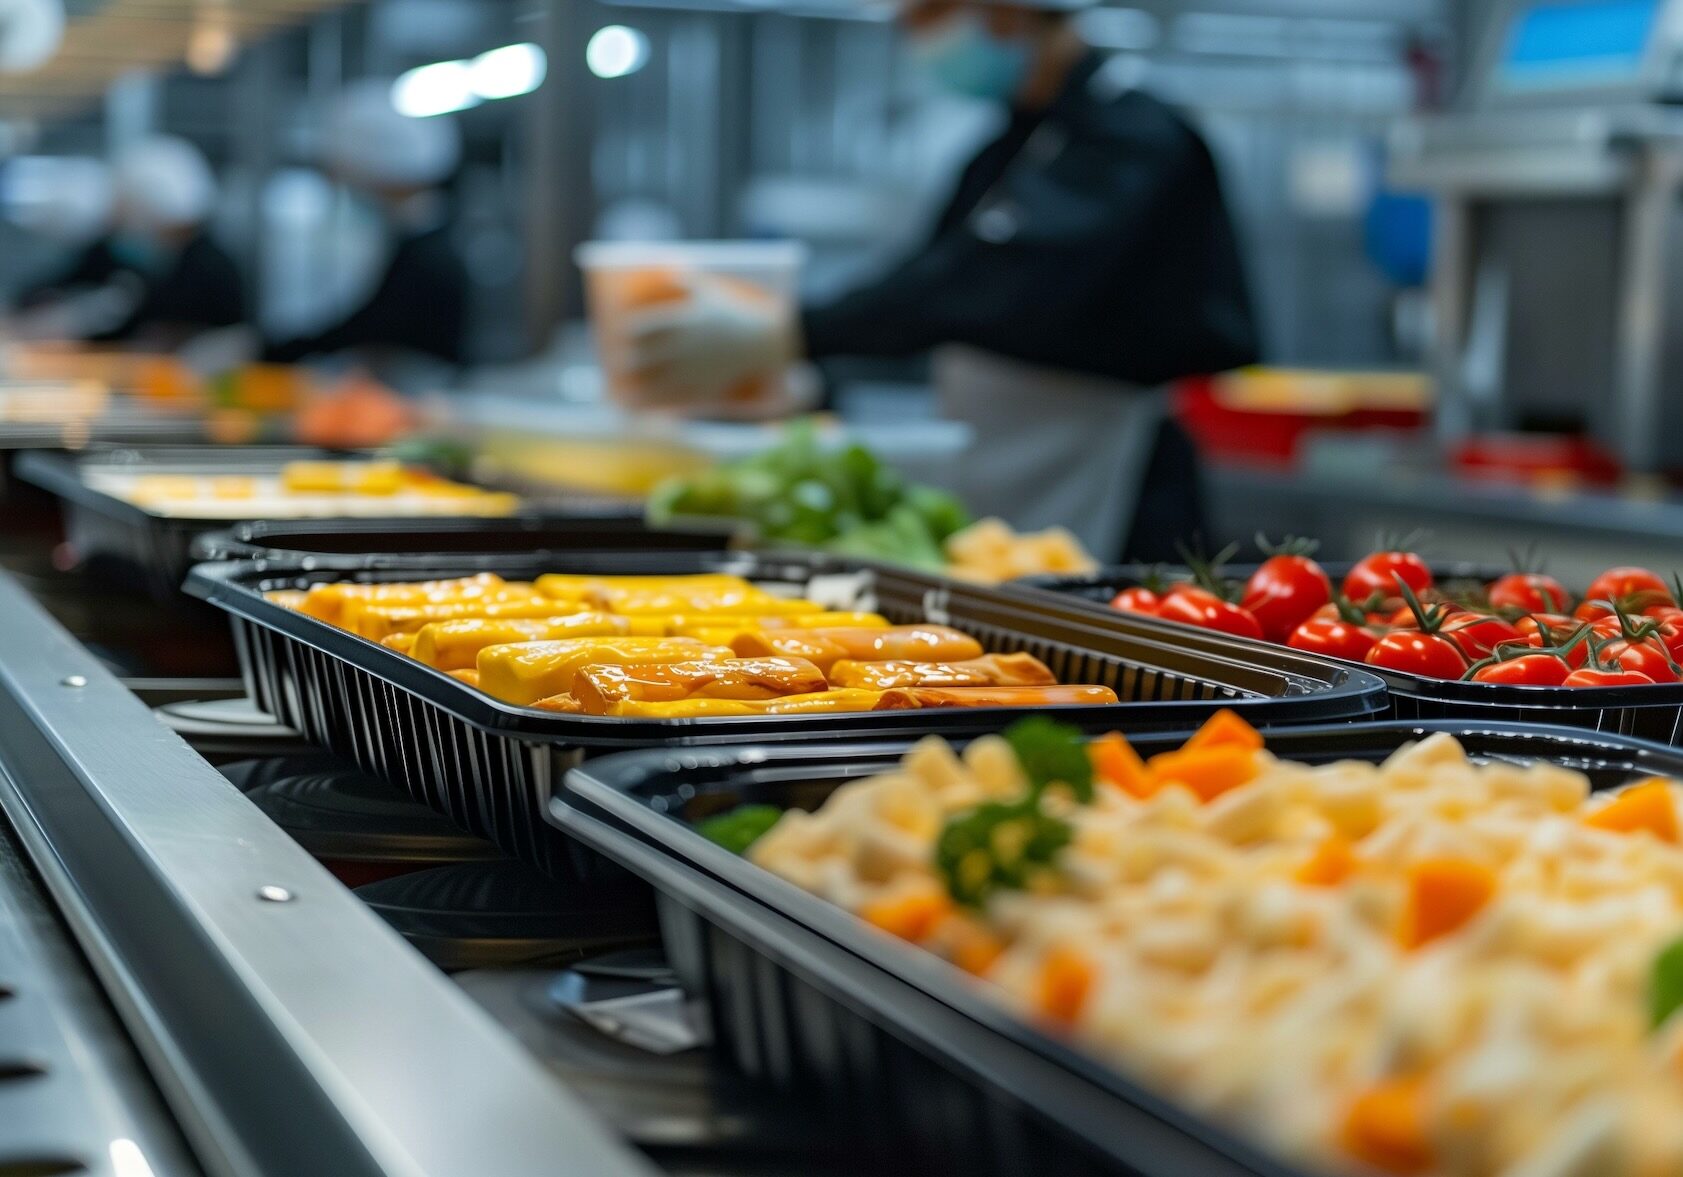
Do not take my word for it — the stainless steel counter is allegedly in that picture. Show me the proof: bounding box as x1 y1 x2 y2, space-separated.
1207 462 1683 583
0 570 654 1177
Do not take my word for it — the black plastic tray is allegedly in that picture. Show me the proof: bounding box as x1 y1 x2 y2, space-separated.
187 551 1387 878
19 446 732 604
17 445 361 602
1008 561 1683 743
193 512 740 564
554 720 1683 1177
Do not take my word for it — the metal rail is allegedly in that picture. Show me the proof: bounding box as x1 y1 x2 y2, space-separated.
0 817 200 1177
0 570 655 1177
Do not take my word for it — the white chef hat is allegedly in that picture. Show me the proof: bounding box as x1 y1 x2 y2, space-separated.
0 0 65 73
324 79 462 190
111 135 217 232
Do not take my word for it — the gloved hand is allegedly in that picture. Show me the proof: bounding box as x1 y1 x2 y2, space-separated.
622 278 796 407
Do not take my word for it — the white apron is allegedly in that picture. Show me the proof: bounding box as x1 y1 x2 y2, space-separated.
933 345 1167 560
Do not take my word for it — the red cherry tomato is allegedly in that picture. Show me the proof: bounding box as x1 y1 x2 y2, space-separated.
1564 667 1657 687
1486 572 1572 615
1384 601 1470 629
1523 627 1593 669
1513 613 1576 638
1110 586 1162 615
1441 614 1523 660
1286 617 1379 662
1591 614 1626 633
1600 638 1680 682
1363 630 1467 679
1583 567 1674 612
1240 555 1332 643
1156 587 1266 641
1649 616 1683 662
1343 551 1434 603
1471 655 1572 686
1574 598 1627 624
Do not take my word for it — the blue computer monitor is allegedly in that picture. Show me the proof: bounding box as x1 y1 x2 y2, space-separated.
1494 0 1664 92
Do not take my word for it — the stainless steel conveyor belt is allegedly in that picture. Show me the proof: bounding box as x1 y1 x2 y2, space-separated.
0 569 655 1177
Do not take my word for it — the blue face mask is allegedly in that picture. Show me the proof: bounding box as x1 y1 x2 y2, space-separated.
108 232 168 275
909 13 1032 102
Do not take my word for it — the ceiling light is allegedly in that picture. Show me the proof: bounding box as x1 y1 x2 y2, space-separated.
470 42 546 100
586 25 648 80
186 5 238 76
109 1140 157 1177
391 59 480 118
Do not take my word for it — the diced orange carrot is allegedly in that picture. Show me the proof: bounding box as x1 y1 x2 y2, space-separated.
1584 779 1679 843
1146 745 1259 804
1034 947 1096 1027
1340 1075 1433 1174
942 915 1006 977
860 891 954 944
1398 858 1497 950
1183 708 1264 754
1294 835 1358 887
1091 732 1156 798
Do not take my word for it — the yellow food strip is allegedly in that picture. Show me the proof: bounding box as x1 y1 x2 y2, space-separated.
338 585 542 634
380 633 416 653
593 688 886 719
663 611 889 638
592 590 822 617
280 460 404 495
476 637 730 706
828 653 1057 691
264 589 309 610
128 475 200 501
571 657 827 714
298 573 506 625
531 693 584 713
534 573 751 600
349 596 579 641
447 669 481 688
409 613 647 671
728 631 850 672
872 685 1118 710
734 625 983 672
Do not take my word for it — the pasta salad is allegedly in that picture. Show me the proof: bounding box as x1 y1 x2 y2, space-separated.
718 714 1683 1177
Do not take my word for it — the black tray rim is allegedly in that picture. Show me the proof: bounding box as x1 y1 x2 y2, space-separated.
1009 561 1683 710
554 719 1683 1177
185 552 1391 747
192 511 744 563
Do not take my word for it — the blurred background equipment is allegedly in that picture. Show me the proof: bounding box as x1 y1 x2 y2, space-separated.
1393 0 1683 476
11 0 1683 575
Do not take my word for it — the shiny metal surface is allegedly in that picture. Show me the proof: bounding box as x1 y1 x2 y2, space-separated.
0 817 200 1177
0 570 655 1177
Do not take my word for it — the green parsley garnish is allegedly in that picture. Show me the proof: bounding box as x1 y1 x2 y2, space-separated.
696 804 783 855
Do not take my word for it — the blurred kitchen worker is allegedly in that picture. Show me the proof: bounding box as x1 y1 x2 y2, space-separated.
265 81 468 368
13 136 245 346
627 0 1258 559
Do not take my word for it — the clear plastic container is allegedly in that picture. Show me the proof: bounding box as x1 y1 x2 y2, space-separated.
575 240 807 413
